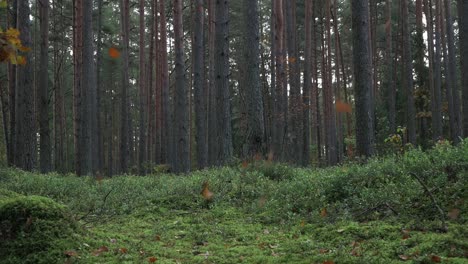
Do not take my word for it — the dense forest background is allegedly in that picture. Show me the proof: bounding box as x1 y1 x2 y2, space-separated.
2 0 468 175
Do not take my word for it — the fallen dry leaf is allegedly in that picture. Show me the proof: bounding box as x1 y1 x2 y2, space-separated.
431 255 442 263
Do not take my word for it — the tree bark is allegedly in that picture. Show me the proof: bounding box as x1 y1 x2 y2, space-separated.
15 0 36 171
243 0 265 158
402 0 417 144
433 0 443 140
352 0 375 157
120 0 130 173
173 0 190 173
138 0 147 173
38 0 51 173
303 0 312 166
459 0 468 137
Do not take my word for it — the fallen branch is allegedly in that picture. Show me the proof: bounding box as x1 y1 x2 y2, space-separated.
409 172 447 232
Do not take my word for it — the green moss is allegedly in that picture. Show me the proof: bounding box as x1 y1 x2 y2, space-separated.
0 195 78 264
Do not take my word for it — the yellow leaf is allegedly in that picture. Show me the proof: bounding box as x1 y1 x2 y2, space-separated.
5 28 20 37
17 56 26 65
18 45 31 52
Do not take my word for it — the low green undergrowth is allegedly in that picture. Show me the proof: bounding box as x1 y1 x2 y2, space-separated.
0 140 466 263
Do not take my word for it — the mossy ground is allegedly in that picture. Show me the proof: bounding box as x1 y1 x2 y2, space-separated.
0 141 467 263
73 207 467 264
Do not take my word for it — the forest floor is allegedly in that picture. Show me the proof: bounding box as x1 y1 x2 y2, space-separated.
0 141 467 263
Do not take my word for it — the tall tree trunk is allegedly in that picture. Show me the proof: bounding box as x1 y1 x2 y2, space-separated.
214 0 232 165
402 0 417 144
385 0 396 134
433 0 443 139
444 0 461 143
138 0 147 173
39 0 51 173
243 0 264 158
120 0 130 173
193 0 208 169
332 0 343 162
208 0 218 166
285 0 303 164
160 0 171 167
325 0 337 165
459 0 468 137
352 0 375 157
272 0 286 161
95 0 103 173
73 0 82 173
8 0 17 167
15 0 36 170
79 0 96 175
303 0 312 166
173 0 190 173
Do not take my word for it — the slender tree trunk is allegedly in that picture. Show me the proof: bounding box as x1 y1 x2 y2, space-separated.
120 0 130 173
73 0 82 173
433 0 443 139
285 0 303 163
385 0 396 134
15 0 36 170
207 0 218 166
332 0 343 162
173 0 190 173
459 0 468 137
138 0 147 173
79 0 96 175
38 0 51 173
352 0 375 157
303 0 312 166
160 0 171 166
444 0 461 143
325 0 337 165
95 0 103 173
402 0 417 144
193 0 208 169
8 0 17 167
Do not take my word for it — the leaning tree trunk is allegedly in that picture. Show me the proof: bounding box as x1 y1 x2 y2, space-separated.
351 0 375 157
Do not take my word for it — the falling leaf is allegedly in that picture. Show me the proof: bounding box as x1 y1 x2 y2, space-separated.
319 249 330 254
148 256 157 263
431 255 442 263
201 181 214 201
320 208 328 218
108 47 121 58
92 246 109 256
336 100 352 113
64 250 79 258
288 57 297 63
447 208 460 220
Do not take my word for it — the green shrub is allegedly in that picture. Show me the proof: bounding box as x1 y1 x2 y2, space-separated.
0 195 78 264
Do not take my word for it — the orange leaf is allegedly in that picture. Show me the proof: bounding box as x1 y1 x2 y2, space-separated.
92 246 109 256
288 57 297 63
447 208 460 220
118 248 128 254
201 181 214 201
64 250 79 257
336 100 352 113
320 208 328 217
108 47 120 58
148 256 157 263
431 255 441 263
